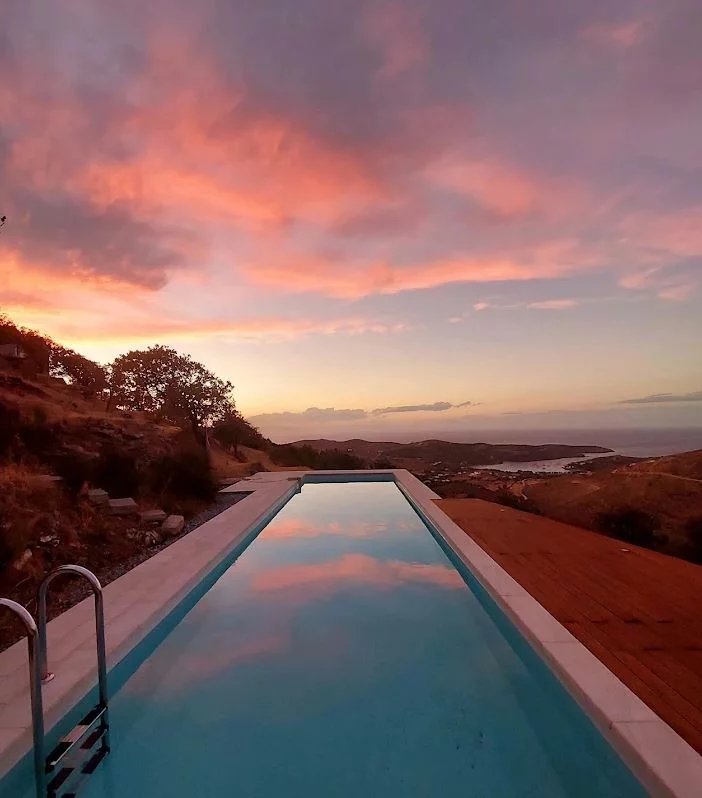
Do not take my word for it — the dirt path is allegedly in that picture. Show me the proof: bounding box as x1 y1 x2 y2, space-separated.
616 469 702 484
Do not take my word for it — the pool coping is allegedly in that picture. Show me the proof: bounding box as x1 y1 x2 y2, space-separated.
0 469 700 797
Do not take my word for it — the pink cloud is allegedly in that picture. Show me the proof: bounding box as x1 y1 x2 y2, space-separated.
244 239 597 299
657 283 697 302
364 1 428 78
426 155 575 219
582 20 646 48
251 554 463 601
472 298 579 312
527 299 579 310
54 316 407 348
263 517 386 541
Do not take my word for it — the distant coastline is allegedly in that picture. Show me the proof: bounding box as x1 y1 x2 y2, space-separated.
291 428 702 460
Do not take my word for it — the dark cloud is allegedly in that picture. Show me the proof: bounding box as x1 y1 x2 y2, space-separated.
619 391 702 405
252 401 474 424
372 401 473 415
4 189 197 289
251 407 368 423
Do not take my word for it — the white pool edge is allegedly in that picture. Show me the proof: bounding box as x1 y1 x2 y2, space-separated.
0 469 700 797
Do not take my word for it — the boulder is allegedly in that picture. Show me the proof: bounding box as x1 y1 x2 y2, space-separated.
162 514 185 537
108 497 138 516
88 488 109 505
140 509 167 524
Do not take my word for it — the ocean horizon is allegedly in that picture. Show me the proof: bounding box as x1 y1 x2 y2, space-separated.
291 427 702 460
442 427 702 458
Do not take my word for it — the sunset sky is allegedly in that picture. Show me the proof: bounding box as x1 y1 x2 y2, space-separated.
1 1 701 441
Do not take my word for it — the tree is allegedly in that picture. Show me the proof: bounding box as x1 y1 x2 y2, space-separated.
212 412 267 456
0 314 106 392
50 345 107 395
109 346 234 444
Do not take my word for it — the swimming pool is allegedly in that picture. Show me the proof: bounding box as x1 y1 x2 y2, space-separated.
9 480 646 796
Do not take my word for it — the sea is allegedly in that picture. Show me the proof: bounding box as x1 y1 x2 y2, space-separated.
451 428 702 474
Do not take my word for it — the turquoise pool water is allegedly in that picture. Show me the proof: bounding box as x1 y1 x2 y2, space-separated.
13 481 646 796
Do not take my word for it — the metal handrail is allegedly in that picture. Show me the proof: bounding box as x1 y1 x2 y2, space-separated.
0 599 45 798
37 566 110 745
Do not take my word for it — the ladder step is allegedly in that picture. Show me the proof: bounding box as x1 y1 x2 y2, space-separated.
81 725 107 751
45 704 107 772
51 744 110 798
82 744 109 775
47 765 73 797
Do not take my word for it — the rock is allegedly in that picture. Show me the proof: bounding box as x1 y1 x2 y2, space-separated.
143 529 162 546
13 549 32 571
108 497 138 516
88 488 109 505
140 509 167 524
162 514 185 537
39 535 59 546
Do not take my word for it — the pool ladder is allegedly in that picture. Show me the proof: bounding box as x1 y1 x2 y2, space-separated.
0 565 110 798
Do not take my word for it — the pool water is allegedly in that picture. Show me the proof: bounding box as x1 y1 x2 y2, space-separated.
33 482 647 796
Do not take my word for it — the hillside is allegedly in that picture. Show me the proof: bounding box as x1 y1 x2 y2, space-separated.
626 449 702 480
522 449 702 557
294 438 612 471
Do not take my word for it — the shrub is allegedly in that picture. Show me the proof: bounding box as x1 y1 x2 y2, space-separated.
685 515 702 560
0 401 21 460
269 443 318 467
0 464 62 568
148 445 217 502
49 451 94 495
18 415 60 456
596 507 661 545
94 445 141 497
269 444 366 470
315 449 365 469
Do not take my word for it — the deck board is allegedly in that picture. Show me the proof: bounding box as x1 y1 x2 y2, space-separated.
435 498 702 754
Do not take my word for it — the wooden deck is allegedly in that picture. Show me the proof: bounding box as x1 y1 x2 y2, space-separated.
435 498 702 754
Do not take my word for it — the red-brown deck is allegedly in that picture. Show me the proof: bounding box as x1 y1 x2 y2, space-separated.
435 498 702 754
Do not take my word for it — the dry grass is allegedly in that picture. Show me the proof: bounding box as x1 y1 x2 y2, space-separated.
0 464 64 572
527 468 702 553
628 449 702 480
208 441 309 480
